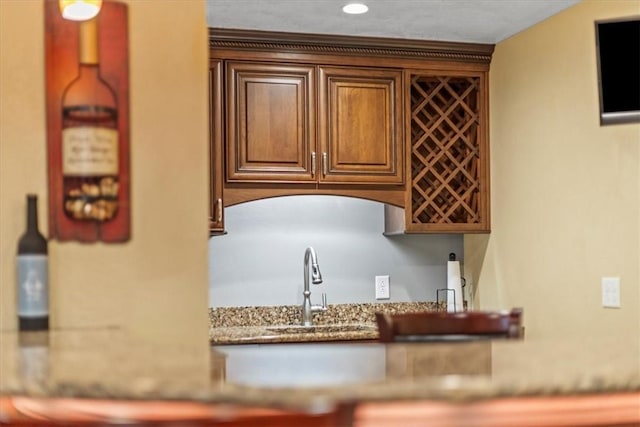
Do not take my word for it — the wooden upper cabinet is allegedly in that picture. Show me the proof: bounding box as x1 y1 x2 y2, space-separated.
226 62 316 183
210 29 494 227
226 62 403 186
318 67 403 185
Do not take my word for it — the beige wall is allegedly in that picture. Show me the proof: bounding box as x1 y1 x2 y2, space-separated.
467 0 640 351
0 0 210 365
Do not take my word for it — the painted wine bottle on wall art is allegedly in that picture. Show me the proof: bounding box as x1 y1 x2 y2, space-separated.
45 0 130 242
62 18 120 223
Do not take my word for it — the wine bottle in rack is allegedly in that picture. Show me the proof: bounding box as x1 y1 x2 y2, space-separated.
17 194 49 331
61 17 119 222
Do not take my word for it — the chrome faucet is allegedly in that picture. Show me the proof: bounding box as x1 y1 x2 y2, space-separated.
301 246 327 326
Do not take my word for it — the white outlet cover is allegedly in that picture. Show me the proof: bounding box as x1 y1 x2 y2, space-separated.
375 275 390 300
601 277 621 308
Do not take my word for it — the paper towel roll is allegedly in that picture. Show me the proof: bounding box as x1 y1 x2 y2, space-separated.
447 258 463 312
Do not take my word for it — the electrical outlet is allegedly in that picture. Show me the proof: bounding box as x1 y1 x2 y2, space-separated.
375 275 390 299
602 277 621 308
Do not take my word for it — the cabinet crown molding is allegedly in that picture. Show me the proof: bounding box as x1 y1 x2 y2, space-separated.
209 28 494 64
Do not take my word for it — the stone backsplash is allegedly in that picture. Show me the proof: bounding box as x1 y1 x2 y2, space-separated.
209 301 445 328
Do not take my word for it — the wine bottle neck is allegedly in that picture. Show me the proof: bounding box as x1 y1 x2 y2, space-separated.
77 62 101 78
79 18 99 65
26 195 38 233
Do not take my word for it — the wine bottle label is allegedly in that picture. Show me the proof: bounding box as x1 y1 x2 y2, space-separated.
62 126 119 176
17 255 49 317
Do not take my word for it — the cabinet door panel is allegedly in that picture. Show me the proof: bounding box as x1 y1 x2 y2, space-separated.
209 59 224 235
227 62 316 182
319 67 403 185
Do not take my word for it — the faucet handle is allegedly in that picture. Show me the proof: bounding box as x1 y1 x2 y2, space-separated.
310 293 328 315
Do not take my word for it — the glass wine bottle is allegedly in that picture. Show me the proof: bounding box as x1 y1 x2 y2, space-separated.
61 17 119 222
17 194 49 331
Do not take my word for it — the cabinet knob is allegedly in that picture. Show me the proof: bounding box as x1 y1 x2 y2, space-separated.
216 198 223 223
311 152 316 177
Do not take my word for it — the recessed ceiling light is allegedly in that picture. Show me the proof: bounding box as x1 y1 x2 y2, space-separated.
342 3 368 15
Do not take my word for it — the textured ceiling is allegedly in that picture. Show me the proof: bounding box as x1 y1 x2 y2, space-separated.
206 0 581 44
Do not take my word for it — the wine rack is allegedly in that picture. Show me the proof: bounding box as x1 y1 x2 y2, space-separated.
406 74 489 232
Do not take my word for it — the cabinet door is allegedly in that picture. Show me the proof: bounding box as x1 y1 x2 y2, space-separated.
226 62 316 183
405 72 490 232
319 67 403 185
209 60 224 235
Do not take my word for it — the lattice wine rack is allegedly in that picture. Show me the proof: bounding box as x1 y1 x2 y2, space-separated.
407 74 489 232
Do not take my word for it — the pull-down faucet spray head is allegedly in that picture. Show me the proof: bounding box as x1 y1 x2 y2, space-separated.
311 261 322 284
305 246 323 287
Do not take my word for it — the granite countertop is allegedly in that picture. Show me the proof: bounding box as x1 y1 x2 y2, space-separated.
2 326 638 412
210 323 380 344
209 302 441 344
0 329 640 410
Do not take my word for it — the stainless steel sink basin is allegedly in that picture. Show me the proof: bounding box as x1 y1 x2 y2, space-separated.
265 324 377 335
